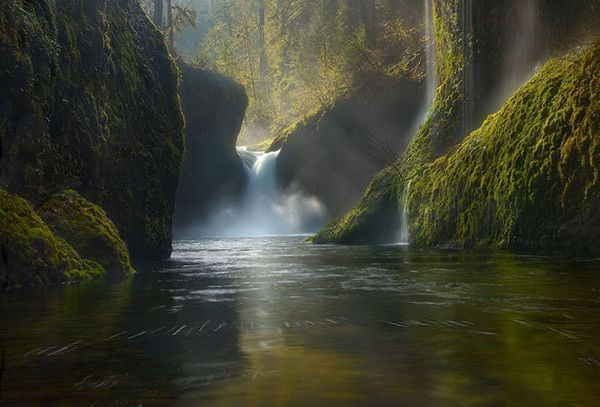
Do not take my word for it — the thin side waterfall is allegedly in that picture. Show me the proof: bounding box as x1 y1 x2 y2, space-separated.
491 0 541 111
461 0 474 136
197 147 326 237
399 181 411 244
398 0 437 245
424 0 437 105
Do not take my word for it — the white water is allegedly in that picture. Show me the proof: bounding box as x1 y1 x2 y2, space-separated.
197 148 326 237
398 181 412 245
424 0 437 105
461 0 475 135
491 0 541 111
399 0 437 245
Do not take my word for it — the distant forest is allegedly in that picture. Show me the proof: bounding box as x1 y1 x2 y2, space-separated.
142 0 424 142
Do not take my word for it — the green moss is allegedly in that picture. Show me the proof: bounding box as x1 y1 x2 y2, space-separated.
311 168 400 244
267 107 323 152
0 0 184 259
312 0 469 244
407 42 600 252
246 137 277 152
38 190 134 277
313 5 599 252
0 189 104 287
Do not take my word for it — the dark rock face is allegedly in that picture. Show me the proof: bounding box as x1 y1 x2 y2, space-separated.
0 0 184 259
174 63 248 235
272 75 424 219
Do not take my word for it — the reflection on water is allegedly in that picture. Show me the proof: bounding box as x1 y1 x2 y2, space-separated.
1 237 600 405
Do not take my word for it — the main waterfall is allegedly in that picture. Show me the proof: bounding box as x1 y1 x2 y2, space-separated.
198 148 326 237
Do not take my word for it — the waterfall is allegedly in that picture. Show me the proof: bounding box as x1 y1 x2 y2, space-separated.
461 0 474 136
491 0 541 111
424 0 437 105
397 0 437 245
399 181 411 245
196 148 326 237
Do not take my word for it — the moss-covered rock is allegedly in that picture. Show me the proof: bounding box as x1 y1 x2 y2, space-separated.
174 62 248 233
311 168 401 244
313 0 468 243
0 189 104 287
271 74 424 218
38 190 134 277
317 42 599 252
313 0 599 248
0 0 184 259
407 42 600 252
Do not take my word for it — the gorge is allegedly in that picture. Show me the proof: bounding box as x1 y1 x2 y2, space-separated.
1 0 599 404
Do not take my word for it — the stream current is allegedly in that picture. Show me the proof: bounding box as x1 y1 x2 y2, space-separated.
1 236 600 405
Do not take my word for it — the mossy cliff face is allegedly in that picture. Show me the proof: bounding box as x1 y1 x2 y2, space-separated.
0 0 184 259
174 62 248 233
0 189 104 287
314 1 599 248
316 42 599 250
312 0 467 243
408 42 599 252
39 190 134 277
271 75 424 218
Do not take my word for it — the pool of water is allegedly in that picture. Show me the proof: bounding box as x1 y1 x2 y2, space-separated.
1 237 600 405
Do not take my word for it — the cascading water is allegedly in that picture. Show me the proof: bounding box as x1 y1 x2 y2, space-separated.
197 147 326 237
399 0 437 245
491 0 541 111
461 0 475 136
424 0 437 105
399 181 412 244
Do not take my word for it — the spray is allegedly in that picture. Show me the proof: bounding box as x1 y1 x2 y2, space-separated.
196 148 326 237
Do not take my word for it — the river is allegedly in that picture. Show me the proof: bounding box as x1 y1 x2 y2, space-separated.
1 236 600 405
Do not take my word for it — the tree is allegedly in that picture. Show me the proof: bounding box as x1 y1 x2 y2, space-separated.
141 0 197 53
197 0 423 142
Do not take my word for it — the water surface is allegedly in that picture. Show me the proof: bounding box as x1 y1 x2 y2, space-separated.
2 237 600 405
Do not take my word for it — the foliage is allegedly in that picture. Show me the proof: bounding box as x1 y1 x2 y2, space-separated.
39 190 135 277
0 189 104 288
139 0 197 49
193 0 424 142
